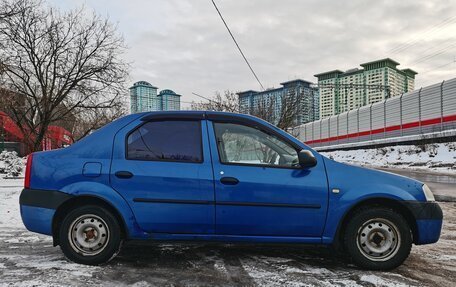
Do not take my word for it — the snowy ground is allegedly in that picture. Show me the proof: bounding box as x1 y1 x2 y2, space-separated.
1 177 455 286
321 142 456 174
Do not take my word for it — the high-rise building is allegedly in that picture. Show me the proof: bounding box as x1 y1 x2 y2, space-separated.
159 89 181 111
129 81 159 113
238 79 319 126
315 58 417 119
129 81 181 113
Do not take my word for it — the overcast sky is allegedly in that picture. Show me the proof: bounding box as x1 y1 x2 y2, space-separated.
49 0 456 107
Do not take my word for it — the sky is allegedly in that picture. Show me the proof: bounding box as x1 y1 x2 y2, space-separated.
48 0 456 108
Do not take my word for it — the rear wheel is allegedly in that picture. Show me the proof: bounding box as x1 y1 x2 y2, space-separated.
344 207 412 270
59 205 122 265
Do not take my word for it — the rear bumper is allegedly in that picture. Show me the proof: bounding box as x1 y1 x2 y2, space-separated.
19 188 73 236
20 205 55 235
403 201 443 244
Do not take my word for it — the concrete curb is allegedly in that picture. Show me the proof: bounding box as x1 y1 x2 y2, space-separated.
435 195 456 203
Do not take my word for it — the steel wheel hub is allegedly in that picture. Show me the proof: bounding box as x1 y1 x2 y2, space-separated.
356 218 400 261
68 214 110 256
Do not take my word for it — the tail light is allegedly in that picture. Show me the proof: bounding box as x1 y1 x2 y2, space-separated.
24 153 34 189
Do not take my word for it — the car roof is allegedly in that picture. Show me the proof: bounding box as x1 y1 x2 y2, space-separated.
140 110 260 122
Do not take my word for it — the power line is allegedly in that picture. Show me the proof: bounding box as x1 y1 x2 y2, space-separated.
411 38 455 59
420 57 456 75
133 94 227 106
192 92 231 110
318 83 390 89
133 95 194 105
389 15 456 54
191 92 219 103
409 42 456 65
210 0 264 90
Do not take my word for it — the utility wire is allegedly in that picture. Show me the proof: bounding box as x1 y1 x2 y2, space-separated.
389 15 456 54
412 38 455 59
409 42 456 65
420 57 456 75
134 94 227 106
210 0 264 90
192 92 231 111
192 92 219 103
134 95 195 105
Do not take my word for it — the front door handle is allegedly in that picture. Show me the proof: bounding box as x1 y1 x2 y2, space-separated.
220 177 239 185
115 171 133 179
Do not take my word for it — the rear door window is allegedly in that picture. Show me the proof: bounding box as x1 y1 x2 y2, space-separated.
127 120 203 163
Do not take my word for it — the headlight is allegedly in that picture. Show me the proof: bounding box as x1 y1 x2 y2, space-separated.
422 184 435 202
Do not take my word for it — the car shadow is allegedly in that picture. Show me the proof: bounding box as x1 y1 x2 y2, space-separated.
101 243 362 286
115 242 351 269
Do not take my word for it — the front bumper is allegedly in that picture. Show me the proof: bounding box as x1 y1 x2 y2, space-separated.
403 201 443 245
19 188 73 236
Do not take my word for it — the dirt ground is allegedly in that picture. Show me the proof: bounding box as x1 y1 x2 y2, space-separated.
1 178 455 286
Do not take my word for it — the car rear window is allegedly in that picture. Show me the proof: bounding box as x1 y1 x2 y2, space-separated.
127 120 203 163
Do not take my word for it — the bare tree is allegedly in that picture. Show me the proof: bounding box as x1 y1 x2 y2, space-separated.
0 0 33 20
190 90 239 112
70 99 127 141
0 0 128 151
190 89 300 132
250 92 301 131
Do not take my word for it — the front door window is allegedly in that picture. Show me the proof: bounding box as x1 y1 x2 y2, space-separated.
213 122 299 168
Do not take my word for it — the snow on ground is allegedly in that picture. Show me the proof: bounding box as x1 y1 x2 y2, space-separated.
1 162 456 286
0 151 24 178
321 142 456 174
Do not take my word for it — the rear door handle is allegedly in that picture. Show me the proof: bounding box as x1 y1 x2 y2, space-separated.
115 171 133 179
220 177 239 185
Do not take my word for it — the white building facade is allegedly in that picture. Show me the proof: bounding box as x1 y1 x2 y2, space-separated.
315 59 417 119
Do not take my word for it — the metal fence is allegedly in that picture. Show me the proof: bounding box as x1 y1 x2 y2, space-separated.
296 78 456 149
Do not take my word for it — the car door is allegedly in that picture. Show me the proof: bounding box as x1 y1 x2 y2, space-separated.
207 120 328 238
110 117 215 234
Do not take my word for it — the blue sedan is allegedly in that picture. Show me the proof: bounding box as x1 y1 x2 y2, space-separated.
19 111 442 269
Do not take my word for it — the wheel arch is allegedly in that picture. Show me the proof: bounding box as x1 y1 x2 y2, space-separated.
52 195 128 246
334 197 419 249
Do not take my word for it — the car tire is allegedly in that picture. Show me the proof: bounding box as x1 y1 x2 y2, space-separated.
59 205 123 265
344 206 412 270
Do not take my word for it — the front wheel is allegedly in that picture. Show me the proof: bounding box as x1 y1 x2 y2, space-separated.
344 207 412 270
59 205 123 265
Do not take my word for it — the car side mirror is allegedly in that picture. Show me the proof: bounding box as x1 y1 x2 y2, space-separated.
298 150 317 168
